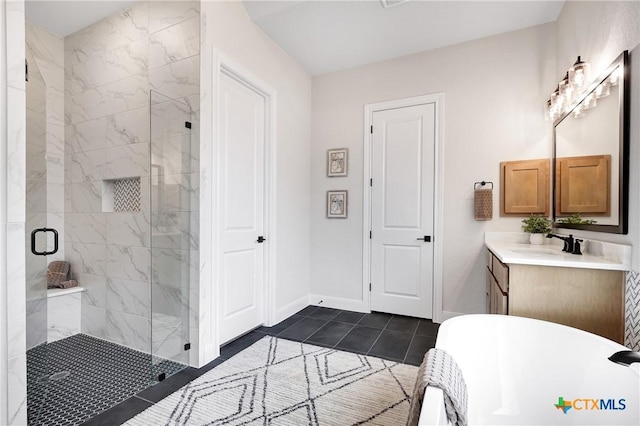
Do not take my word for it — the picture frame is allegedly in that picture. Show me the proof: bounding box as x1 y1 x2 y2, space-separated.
327 148 348 177
327 190 348 219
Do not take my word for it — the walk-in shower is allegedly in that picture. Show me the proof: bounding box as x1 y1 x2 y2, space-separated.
24 1 200 424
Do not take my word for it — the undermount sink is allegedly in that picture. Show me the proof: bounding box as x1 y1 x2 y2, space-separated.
509 247 559 256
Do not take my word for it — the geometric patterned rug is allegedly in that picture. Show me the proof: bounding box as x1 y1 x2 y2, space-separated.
125 336 419 425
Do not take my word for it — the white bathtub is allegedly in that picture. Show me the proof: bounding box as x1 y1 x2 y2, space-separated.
419 315 640 425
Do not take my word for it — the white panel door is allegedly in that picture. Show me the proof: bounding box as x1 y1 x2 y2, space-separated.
370 103 435 318
218 72 266 343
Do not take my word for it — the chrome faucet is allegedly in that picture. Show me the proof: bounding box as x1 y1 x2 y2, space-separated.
546 233 574 252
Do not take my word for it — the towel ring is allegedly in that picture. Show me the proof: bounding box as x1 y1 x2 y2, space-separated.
474 181 493 190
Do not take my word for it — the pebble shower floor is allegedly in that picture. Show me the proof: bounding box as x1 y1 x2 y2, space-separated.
26 334 186 426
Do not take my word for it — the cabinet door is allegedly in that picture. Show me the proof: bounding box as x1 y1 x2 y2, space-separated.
500 158 550 215
489 272 507 315
495 284 508 315
489 272 498 314
486 269 492 313
492 256 509 292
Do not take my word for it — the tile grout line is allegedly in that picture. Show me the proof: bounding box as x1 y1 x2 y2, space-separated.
270 314 306 337
133 395 156 405
364 326 387 359
331 321 360 349
301 318 332 343
402 320 421 364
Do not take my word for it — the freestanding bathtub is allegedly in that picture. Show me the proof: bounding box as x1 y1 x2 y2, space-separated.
419 315 640 425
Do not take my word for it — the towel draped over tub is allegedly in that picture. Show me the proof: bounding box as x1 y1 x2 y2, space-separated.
407 348 468 426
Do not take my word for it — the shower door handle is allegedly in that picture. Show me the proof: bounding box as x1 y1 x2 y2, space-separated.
30 228 58 256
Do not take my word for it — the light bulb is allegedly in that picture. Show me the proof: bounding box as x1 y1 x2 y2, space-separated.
551 87 564 114
559 73 574 104
544 100 554 121
569 56 590 92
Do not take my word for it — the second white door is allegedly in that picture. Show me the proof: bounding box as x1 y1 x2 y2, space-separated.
370 103 435 319
218 72 266 343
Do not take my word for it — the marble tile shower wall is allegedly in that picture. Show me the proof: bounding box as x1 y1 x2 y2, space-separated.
5 1 28 423
63 1 200 358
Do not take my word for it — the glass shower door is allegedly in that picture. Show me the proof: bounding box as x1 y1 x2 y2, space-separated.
149 90 192 377
25 47 51 424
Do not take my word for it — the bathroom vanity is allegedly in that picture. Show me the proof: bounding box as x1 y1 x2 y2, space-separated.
485 232 631 343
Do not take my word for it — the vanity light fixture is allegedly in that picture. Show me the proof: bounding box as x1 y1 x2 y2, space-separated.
559 72 574 104
546 86 564 121
569 56 590 91
545 55 593 121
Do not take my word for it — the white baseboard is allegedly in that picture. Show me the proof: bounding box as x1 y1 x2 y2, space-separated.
440 310 466 323
274 294 310 325
309 294 369 313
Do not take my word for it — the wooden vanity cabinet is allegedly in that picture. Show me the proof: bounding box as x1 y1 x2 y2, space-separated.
486 249 625 344
486 251 508 315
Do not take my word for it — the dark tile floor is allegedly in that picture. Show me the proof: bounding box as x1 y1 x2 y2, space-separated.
82 306 439 425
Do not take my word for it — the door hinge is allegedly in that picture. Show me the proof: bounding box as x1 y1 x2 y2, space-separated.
370 178 373 187
185 121 192 129
369 283 372 291
184 343 191 351
25 60 28 82
370 125 373 134
369 231 372 239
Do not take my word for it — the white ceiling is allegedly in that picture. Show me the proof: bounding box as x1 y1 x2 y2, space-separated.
243 0 565 75
25 0 565 75
26 0 138 36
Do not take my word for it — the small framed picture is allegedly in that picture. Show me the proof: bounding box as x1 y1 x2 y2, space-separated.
327 190 348 219
327 148 348 177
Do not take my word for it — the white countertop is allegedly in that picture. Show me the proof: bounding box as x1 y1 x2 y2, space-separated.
485 232 631 271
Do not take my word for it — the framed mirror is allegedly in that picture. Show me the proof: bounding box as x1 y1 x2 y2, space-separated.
553 50 629 234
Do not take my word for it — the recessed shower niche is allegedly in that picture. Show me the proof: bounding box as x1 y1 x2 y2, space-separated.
102 177 142 213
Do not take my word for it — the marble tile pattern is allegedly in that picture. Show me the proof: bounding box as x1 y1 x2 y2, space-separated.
24 23 68 368
8 223 28 359
47 291 82 342
62 1 200 364
152 312 189 364
25 298 47 350
5 2 28 424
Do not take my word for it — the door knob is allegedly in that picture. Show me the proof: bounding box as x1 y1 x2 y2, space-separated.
416 236 431 242
257 236 266 243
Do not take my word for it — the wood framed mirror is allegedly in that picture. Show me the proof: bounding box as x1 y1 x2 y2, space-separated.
553 50 630 234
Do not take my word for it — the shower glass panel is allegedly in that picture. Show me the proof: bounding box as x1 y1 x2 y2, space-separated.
24 48 50 424
150 90 192 372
